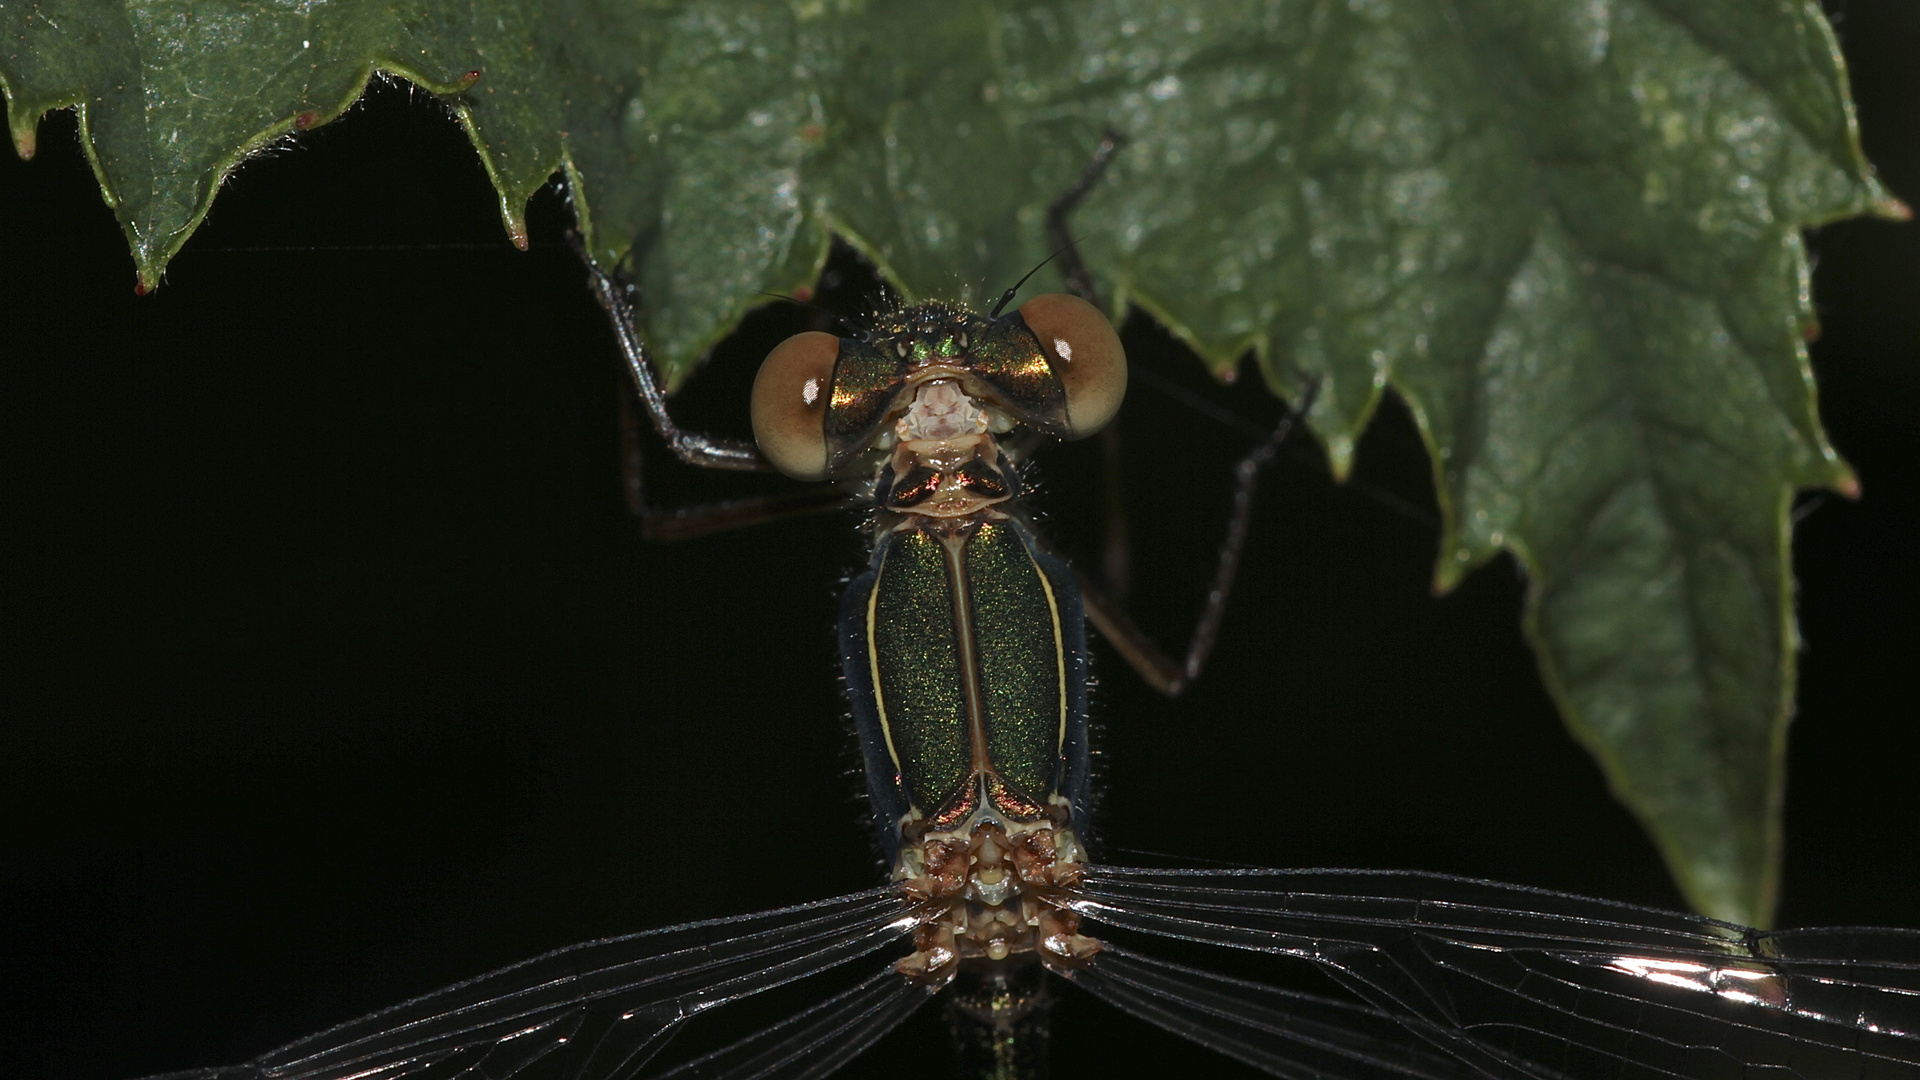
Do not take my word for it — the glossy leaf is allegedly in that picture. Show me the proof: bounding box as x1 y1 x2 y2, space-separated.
0 0 1891 924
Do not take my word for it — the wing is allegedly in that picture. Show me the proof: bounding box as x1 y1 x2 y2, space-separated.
142 887 928 1080
1068 941 1479 1080
649 965 930 1080
1066 867 1920 1080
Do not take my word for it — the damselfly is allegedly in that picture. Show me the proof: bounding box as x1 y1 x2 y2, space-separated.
137 160 1920 1077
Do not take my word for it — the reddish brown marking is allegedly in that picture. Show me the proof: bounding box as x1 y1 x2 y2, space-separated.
133 281 150 296
1036 908 1100 968
895 822 1098 984
983 770 1047 820
1803 321 1822 343
293 110 320 130
792 285 813 302
920 770 983 833
460 70 483 88
902 838 969 901
1011 827 1083 888
800 122 825 142
894 921 958 984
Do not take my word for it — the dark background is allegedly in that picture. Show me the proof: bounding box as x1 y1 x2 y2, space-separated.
3 3 1917 1077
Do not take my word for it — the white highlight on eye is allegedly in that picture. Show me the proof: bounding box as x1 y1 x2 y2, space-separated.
801 376 821 406
1053 337 1072 363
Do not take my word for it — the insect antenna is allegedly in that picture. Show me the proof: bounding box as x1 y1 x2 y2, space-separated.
988 238 1083 318
753 290 860 335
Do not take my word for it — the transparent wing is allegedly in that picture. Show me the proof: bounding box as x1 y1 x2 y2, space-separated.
1069 867 1920 1080
1068 941 1478 1080
652 963 930 1080
143 887 925 1080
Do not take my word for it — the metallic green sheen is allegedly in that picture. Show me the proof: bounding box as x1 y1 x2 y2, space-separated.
966 523 1064 807
967 318 1067 434
823 338 903 461
871 530 971 816
818 303 1074 468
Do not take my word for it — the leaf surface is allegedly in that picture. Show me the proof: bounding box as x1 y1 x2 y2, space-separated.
0 0 1888 924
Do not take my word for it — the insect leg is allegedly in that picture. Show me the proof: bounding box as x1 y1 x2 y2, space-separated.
1097 424 1134 602
611 355 861 541
577 237 772 473
1044 128 1126 306
1039 128 1324 697
1043 130 1139 604
577 234 858 538
1071 381 1321 697
632 484 864 543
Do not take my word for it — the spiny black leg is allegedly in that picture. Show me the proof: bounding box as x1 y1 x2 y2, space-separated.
1040 129 1321 696
615 355 649 520
1098 423 1133 603
578 233 863 537
575 234 770 472
610 352 856 540
1044 129 1126 308
1173 378 1321 688
1042 130 1136 605
636 487 867 542
1072 380 1322 697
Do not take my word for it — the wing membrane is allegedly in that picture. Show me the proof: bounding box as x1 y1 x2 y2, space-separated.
144 887 925 1080
1072 867 1920 1080
1067 942 1477 1080
653 962 931 1080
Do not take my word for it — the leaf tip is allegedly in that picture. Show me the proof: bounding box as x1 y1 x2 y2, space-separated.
1835 473 1862 500
132 248 168 295
1325 435 1356 481
1875 195 1912 222
1432 549 1473 594
459 70 483 91
507 217 530 251
14 127 35 161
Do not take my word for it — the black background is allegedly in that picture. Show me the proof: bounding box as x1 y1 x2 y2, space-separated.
4 3 1918 1077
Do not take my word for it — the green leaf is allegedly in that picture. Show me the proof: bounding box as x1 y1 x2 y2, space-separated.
996 0 1891 925
0 0 1890 924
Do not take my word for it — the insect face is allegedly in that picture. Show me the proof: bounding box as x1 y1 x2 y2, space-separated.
748 296 1127 484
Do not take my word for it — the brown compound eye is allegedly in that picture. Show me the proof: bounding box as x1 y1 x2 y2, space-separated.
751 331 841 480
1017 293 1126 438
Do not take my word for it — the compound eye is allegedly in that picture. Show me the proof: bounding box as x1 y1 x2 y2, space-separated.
751 331 841 480
1017 293 1125 438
